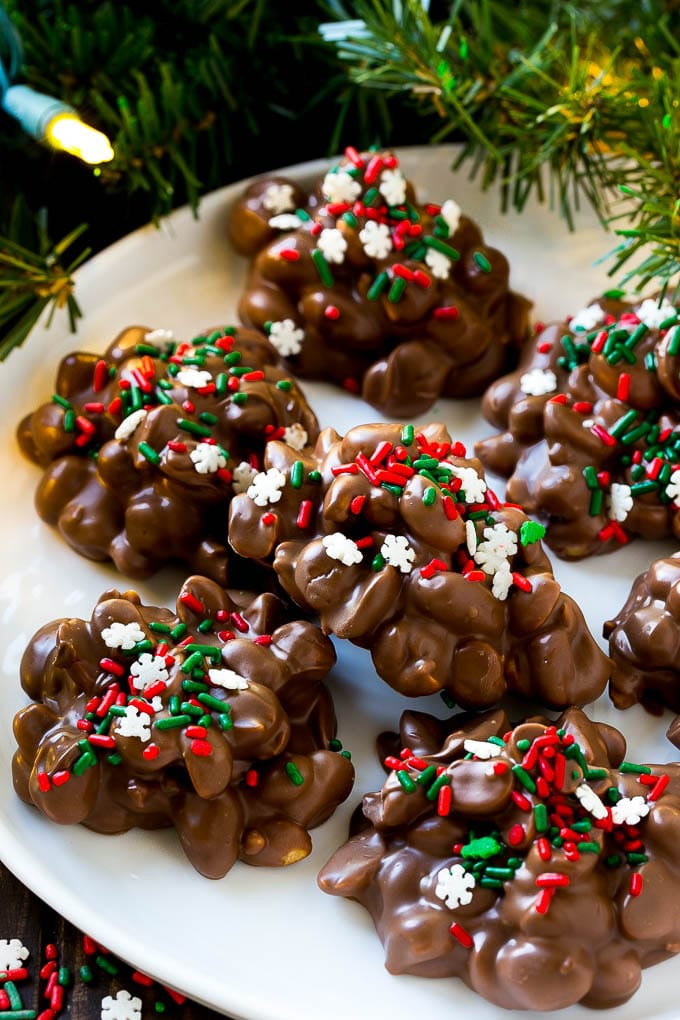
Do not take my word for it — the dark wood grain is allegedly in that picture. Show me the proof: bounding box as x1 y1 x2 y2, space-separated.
0 861 229 1018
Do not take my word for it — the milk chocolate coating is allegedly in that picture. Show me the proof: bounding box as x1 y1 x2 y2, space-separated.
228 149 531 416
319 706 680 1011
17 325 318 581
12 576 354 878
228 421 609 707
476 294 680 559
604 551 680 723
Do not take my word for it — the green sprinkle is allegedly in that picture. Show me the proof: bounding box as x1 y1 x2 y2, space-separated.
423 235 460 260
631 480 658 495
534 804 549 831
168 695 180 715
423 486 436 506
96 954 118 976
627 852 648 865
58 966 71 986
516 739 531 751
312 248 334 286
4 983 23 1010
577 841 600 853
181 651 204 673
218 712 233 730
668 326 680 356
109 706 127 718
285 761 304 786
610 409 638 438
625 322 648 348
571 819 592 833
342 211 358 228
388 277 407 303
199 412 218 425
155 715 192 730
340 749 352 759
149 621 171 634
189 644 221 663
461 836 501 860
138 441 161 465
52 393 72 409
584 767 608 780
73 751 97 775
291 461 304 488
605 853 622 868
232 392 248 406
295 208 311 221
589 489 603 516
198 713 212 728
396 770 417 793
63 409 76 432
0 1011 37 1019
582 465 599 490
416 764 438 787
472 251 492 273
603 288 626 299
440 689 455 709
479 876 504 888
519 520 546 544
224 351 242 366
328 738 343 751
106 752 122 765
198 618 214 633
512 764 537 793
401 424 415 445
620 762 651 774
367 271 389 301
487 736 506 747
308 469 322 482
155 1002 166 1013
177 418 212 438
180 702 204 718
276 379 292 391
371 553 385 571
484 867 515 880
197 692 228 712
229 365 254 377
80 965 94 983
425 772 451 801
171 622 187 640
363 186 379 204
606 787 620 804
182 678 209 693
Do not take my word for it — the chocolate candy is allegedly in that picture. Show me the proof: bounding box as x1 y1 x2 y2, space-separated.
17 325 318 581
228 421 609 707
319 706 680 1011
13 576 354 878
605 551 680 720
477 293 680 559
228 147 530 416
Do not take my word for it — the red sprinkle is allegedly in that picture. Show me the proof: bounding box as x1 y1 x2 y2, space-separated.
647 773 669 801
93 359 109 392
572 401 593 414
37 771 51 792
512 572 532 593
344 146 364 168
629 872 643 897
343 377 360 394
508 824 525 846
262 511 276 525
492 761 509 775
52 771 70 787
324 304 340 320
191 739 213 757
165 989 187 1005
537 837 551 861
536 872 570 887
231 612 249 633
534 887 554 914
245 769 259 787
364 155 384 184
442 497 458 520
537 341 552 353
296 500 313 529
350 495 366 515
253 635 272 646
179 591 204 615
433 305 458 321
82 936 97 955
167 440 187 453
449 922 473 949
40 961 57 979
512 791 532 812
549 393 568 405
279 248 300 262
143 743 160 761
617 372 631 401
132 971 154 987
591 423 617 447
437 784 452 816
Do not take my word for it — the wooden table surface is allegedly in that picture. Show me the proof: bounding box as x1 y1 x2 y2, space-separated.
0 860 228 1018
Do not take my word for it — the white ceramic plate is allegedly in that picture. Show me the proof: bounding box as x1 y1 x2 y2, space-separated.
1 147 679 1020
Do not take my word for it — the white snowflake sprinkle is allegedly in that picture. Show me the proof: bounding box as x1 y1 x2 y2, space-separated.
115 409 147 442
465 519 478 557
491 562 513 601
463 739 502 759
570 303 606 332
636 297 677 330
666 468 680 503
101 988 143 1020
574 783 608 820
440 198 462 235
0 939 29 971
380 534 415 573
435 864 476 909
317 228 347 264
209 667 249 691
358 220 392 259
447 465 487 504
129 653 168 693
322 169 361 205
322 532 363 566
474 523 518 575
247 467 286 506
262 182 295 215
177 367 212 389
611 795 651 826
115 706 151 743
424 248 451 280
144 328 174 346
283 423 308 451
519 368 558 397
232 461 257 494
608 482 633 522
379 168 407 206
190 442 227 475
268 213 302 231
101 621 145 650
268 319 304 357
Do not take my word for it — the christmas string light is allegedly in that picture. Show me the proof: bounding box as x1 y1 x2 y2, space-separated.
0 4 113 164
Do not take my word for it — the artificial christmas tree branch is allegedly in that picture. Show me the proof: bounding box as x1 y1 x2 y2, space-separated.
323 0 680 292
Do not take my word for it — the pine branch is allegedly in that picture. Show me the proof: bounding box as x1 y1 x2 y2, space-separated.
323 0 680 289
0 207 89 361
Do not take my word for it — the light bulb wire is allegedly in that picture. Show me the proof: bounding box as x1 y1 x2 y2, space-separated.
0 4 23 97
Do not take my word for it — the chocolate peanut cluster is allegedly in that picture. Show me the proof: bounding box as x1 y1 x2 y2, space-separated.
17 325 318 580
228 421 609 707
13 576 354 878
477 293 680 559
228 147 530 416
605 551 680 721
319 706 680 1011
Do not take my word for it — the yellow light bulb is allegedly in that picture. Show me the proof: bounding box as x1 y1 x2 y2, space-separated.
45 113 114 165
